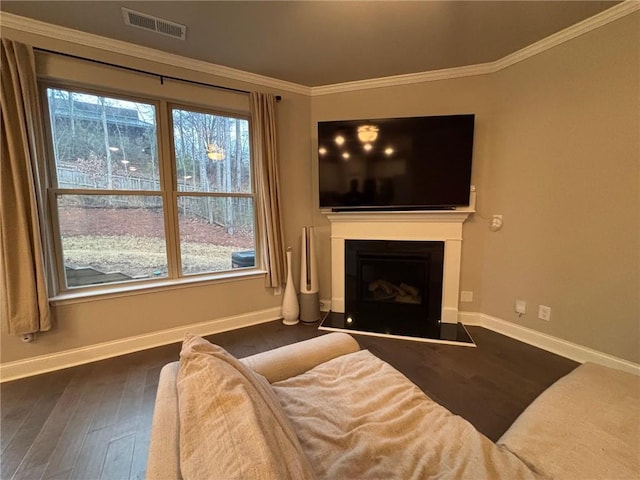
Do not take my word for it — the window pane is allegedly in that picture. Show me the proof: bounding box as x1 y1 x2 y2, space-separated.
57 195 168 287
172 109 251 193
46 88 159 190
177 196 255 275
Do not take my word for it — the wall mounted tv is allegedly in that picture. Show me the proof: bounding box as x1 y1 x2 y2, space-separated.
318 114 475 211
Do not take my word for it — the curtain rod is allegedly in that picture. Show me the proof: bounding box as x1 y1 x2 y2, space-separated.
34 47 282 101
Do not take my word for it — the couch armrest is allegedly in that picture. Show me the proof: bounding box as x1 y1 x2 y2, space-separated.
147 361 182 480
498 362 640 479
147 332 360 479
240 332 360 383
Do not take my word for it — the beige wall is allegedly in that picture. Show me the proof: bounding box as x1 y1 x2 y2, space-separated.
310 76 496 311
311 13 639 363
2 278 276 362
2 13 638 366
0 27 312 364
481 14 639 362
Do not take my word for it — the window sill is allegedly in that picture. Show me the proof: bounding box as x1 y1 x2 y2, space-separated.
50 269 267 306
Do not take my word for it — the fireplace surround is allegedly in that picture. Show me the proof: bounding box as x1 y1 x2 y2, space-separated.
321 195 475 344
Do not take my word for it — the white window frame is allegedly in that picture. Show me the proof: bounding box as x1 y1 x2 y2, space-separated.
167 102 257 278
40 82 262 299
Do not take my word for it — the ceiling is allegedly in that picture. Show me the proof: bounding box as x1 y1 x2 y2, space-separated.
0 1 621 87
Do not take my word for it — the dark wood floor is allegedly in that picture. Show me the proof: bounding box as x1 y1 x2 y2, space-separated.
1 321 578 480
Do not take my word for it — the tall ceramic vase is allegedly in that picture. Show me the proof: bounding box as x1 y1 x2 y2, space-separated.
282 247 299 325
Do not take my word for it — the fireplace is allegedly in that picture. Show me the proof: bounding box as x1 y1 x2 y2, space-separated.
320 204 476 345
345 240 444 331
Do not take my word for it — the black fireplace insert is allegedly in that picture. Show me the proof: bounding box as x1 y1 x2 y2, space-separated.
344 240 443 333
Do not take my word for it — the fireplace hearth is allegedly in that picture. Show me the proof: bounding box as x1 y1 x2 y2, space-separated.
319 311 473 345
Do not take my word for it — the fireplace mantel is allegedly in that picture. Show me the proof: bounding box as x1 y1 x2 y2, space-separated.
325 194 475 325
325 207 474 225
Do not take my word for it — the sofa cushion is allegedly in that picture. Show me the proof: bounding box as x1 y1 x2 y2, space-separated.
176 333 315 480
272 349 543 480
498 362 640 480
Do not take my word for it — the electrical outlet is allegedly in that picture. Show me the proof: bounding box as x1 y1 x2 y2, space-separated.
538 305 551 321
515 300 527 316
460 291 473 302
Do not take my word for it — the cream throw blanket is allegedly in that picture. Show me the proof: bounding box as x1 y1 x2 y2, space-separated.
272 350 545 480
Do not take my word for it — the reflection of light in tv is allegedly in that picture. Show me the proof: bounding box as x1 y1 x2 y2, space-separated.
318 114 475 210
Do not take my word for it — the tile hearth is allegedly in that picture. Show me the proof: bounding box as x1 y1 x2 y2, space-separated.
319 311 475 346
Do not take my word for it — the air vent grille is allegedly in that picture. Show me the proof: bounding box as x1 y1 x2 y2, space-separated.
122 8 186 40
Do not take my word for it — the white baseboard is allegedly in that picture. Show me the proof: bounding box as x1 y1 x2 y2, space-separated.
3 307 637 381
460 311 640 376
319 299 332 312
0 307 281 383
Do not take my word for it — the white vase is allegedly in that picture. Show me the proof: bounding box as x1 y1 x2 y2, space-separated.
282 248 299 325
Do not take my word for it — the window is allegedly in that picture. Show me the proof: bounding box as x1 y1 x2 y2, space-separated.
43 86 256 292
171 107 255 276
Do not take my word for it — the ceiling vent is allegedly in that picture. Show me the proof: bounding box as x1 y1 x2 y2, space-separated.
122 8 186 40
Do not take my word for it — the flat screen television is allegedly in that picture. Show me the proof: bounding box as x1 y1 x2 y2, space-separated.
318 114 475 211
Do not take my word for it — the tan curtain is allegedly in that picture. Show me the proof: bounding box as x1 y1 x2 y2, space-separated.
250 92 285 288
0 39 52 334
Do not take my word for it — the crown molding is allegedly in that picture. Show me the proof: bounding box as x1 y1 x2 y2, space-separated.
311 63 494 96
311 0 640 96
0 12 312 96
1 0 637 98
490 0 640 73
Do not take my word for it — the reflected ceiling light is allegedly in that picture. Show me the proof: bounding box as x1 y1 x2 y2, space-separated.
319 147 327 155
385 147 394 156
357 125 378 143
206 143 225 161
184 175 192 180
129 166 137 171
342 152 350 160
363 143 373 152
109 146 120 152
335 135 345 146
121 159 130 164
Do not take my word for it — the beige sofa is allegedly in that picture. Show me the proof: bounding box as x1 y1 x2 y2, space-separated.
147 332 639 479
